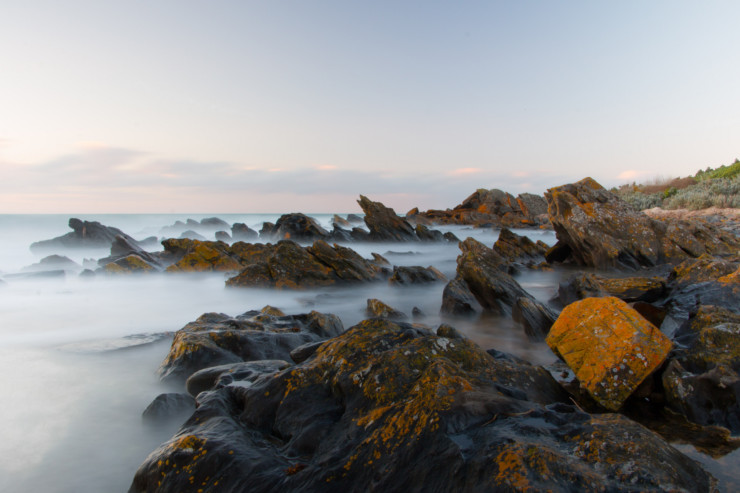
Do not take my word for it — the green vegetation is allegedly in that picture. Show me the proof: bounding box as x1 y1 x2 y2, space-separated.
613 159 740 210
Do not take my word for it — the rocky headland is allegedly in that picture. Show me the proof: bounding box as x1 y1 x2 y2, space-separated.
13 179 740 491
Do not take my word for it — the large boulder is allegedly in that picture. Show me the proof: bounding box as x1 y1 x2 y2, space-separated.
546 297 673 411
544 177 740 270
130 319 715 493
30 218 142 252
158 307 343 383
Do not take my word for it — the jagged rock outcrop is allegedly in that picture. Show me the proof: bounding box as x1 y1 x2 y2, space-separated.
262 213 331 242
158 307 343 383
546 297 673 411
544 177 740 270
407 189 551 228
493 227 549 266
131 318 715 493
440 238 557 338
357 195 420 241
388 265 446 285
226 240 387 289
30 218 143 252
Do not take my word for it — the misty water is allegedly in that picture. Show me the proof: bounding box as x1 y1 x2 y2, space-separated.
0 214 736 491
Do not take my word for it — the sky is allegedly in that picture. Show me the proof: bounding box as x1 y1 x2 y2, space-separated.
1 1 738 213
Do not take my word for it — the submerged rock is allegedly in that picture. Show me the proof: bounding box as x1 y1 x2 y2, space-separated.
546 297 673 411
388 265 446 285
142 393 195 423
22 254 81 273
365 298 408 320
130 318 714 493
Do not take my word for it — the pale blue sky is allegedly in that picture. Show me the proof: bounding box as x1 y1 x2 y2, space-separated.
1 1 738 212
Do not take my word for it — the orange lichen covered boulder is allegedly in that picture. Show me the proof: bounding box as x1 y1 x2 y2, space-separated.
546 296 673 410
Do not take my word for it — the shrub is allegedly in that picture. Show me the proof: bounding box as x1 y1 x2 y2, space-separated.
663 176 740 210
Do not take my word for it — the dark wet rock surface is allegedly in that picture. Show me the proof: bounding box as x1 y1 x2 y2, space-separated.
130 318 716 493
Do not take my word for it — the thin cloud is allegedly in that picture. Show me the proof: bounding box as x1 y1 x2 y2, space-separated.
447 167 482 176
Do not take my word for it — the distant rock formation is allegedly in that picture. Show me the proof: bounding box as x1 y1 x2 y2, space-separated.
407 189 550 228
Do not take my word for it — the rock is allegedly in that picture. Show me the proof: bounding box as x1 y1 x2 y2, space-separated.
268 213 331 242
103 254 159 273
200 217 230 230
30 218 142 252
346 213 363 223
366 298 407 320
158 308 343 383
512 297 557 340
290 341 324 364
388 265 446 285
663 305 740 433
668 254 738 287
186 360 292 397
130 318 714 493
546 297 673 410
448 238 532 316
414 224 444 242
544 177 740 270
162 239 242 273
328 224 354 242
231 223 258 241
440 277 482 317
22 254 81 273
226 240 385 289
259 222 275 239
661 278 740 335
357 195 419 242
179 230 207 241
215 231 232 242
142 393 195 423
332 214 351 228
409 189 550 228
110 235 145 257
493 227 548 265
557 273 666 306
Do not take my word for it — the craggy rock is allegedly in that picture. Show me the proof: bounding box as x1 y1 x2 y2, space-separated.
346 213 363 224
357 195 419 242
226 240 386 289
332 215 351 228
264 213 331 242
493 227 548 266
289 341 325 364
366 298 408 320
660 273 740 336
544 177 740 270
407 189 551 228
445 238 532 315
557 273 666 306
158 308 343 383
162 239 243 273
259 222 276 239
512 297 557 340
200 217 230 230
440 277 482 317
388 265 446 285
546 297 673 410
130 319 715 493
663 305 740 433
186 360 291 398
231 223 258 242
668 254 738 287
30 218 143 252
142 393 195 423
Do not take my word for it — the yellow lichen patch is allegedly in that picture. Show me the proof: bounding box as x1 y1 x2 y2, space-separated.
546 297 672 410
719 266 740 284
172 435 206 451
260 305 286 317
493 446 531 490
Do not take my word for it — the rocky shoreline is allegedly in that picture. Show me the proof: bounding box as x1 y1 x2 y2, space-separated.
10 178 740 491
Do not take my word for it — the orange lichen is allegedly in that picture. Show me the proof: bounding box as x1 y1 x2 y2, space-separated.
546 297 672 410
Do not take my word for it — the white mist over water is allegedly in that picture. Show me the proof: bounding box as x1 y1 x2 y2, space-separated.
9 214 733 492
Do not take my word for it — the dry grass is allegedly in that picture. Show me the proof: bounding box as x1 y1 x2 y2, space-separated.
640 176 696 194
